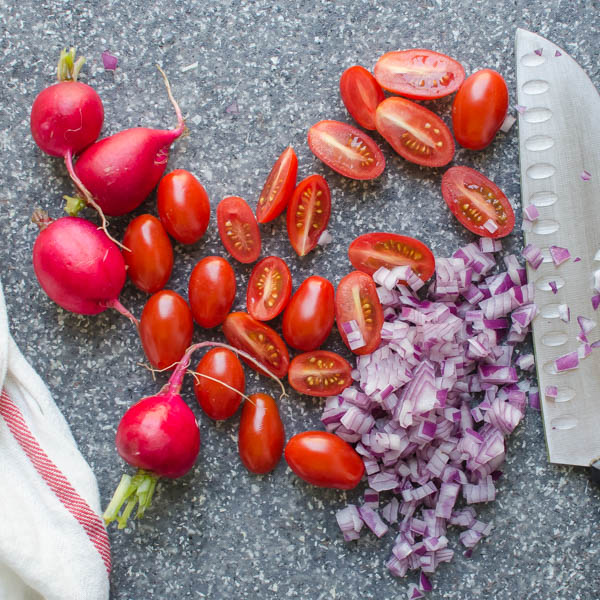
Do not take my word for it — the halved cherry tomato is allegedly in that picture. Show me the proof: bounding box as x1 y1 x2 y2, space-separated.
307 120 385 180
452 69 509 150
256 147 298 223
284 431 364 490
122 214 173 294
373 49 465 100
246 256 292 321
157 169 210 244
139 290 194 370
188 256 236 328
375 97 454 167
339 65 385 131
335 271 383 355
441 166 515 238
238 393 285 474
348 232 436 281
193 348 245 420
286 175 331 257
288 351 352 397
217 196 261 263
282 276 334 351
222 312 290 378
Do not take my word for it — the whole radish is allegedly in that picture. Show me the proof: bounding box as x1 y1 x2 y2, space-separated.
31 209 137 324
71 66 186 216
104 342 287 528
30 48 104 159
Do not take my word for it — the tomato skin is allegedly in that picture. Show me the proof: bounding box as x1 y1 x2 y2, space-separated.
139 290 194 370
373 49 465 100
288 351 352 397
286 175 331 257
238 393 285 474
222 312 290 378
308 120 385 180
339 65 385 130
188 256 236 328
375 96 455 167
452 69 509 150
217 196 262 264
246 256 292 321
256 147 298 224
193 348 245 420
282 276 335 351
122 214 173 294
284 431 364 490
441 166 515 238
335 271 383 356
157 169 210 244
348 232 436 282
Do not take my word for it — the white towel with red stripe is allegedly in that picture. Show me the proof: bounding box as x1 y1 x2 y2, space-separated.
0 281 110 600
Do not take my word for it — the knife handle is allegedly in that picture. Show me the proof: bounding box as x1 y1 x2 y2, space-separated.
591 459 600 486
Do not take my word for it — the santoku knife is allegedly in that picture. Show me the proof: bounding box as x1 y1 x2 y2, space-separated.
515 28 600 480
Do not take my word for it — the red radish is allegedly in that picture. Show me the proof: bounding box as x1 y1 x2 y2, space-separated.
30 48 103 158
104 341 287 528
31 209 137 325
71 66 186 217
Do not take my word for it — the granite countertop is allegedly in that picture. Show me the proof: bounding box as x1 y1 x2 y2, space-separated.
1 1 599 598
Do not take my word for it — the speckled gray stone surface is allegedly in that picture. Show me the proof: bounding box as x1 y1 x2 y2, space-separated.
1 1 599 598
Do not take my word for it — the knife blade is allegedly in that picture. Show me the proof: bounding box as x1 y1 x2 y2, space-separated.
515 28 600 469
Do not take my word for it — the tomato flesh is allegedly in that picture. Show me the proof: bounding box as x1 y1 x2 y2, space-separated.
246 256 292 321
194 348 245 420
452 69 509 150
122 214 173 294
286 174 331 257
441 166 515 239
282 275 335 351
188 256 236 328
217 196 261 263
256 147 298 223
157 169 210 244
375 97 454 167
308 120 385 180
348 232 436 282
284 431 364 490
238 393 285 474
339 65 385 130
222 312 290 378
373 49 465 100
335 271 383 355
139 290 194 370
288 351 352 397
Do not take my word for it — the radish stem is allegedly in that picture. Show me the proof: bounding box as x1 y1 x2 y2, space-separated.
103 470 159 528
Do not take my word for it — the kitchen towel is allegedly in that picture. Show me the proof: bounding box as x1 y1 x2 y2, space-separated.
0 280 110 600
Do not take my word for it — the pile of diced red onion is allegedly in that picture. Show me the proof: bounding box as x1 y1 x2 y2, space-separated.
324 239 541 598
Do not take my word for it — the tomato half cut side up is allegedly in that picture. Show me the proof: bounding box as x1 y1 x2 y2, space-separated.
288 350 352 397
348 232 436 282
373 49 465 100
286 174 331 257
217 196 262 263
375 97 454 167
256 146 298 224
222 312 290 378
246 256 292 321
307 120 385 180
339 65 385 131
335 271 383 356
441 166 515 239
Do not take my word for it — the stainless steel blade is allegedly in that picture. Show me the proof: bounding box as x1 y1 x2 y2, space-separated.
516 29 600 466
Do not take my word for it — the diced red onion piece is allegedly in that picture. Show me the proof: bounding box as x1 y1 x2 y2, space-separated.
558 304 570 323
522 244 543 269
101 50 118 70
549 280 558 294
364 488 379 508
523 205 539 221
534 48 543 56
499 114 516 133
592 295 600 311
479 238 502 253
317 229 333 246
359 506 389 538
336 504 363 534
515 353 535 371
515 104 527 113
407 583 425 599
483 219 498 234
581 170 592 182
554 351 579 372
549 245 571 266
